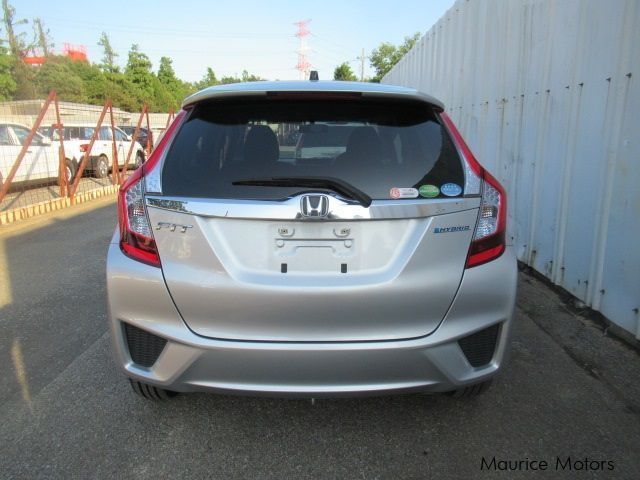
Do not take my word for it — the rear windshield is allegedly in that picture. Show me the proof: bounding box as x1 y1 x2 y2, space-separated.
162 98 464 201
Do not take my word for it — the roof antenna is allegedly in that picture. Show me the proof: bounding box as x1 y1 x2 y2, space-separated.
309 70 319 81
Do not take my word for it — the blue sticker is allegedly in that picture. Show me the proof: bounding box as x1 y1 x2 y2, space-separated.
441 183 462 197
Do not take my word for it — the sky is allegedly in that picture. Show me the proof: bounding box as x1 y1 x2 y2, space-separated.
16 0 455 82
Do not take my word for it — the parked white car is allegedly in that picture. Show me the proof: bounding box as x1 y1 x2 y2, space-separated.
0 122 61 186
48 124 146 179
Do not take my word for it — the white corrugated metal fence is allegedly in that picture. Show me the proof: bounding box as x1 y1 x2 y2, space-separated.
383 0 640 336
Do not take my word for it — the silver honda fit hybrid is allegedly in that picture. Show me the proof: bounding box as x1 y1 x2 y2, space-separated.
107 80 516 400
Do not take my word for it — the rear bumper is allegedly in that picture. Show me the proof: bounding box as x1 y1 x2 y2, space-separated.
107 241 517 397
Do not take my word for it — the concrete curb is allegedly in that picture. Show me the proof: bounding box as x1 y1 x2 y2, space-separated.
0 184 119 226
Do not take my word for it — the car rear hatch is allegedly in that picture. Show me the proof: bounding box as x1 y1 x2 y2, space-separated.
144 93 481 342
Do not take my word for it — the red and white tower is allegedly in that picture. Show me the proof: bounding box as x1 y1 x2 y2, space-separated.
294 19 311 80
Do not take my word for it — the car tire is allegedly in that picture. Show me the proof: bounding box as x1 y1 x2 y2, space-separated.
129 379 177 400
64 159 76 182
134 151 145 168
447 379 493 399
94 155 109 179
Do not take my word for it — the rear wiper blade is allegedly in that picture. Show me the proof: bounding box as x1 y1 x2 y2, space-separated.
232 176 372 207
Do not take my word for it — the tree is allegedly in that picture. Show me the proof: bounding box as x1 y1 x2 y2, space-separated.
219 75 238 85
97 31 118 73
215 70 262 85
33 56 85 102
68 58 108 104
33 18 53 56
333 62 357 81
124 44 154 99
194 67 218 90
1 0 29 58
157 57 176 83
369 32 421 82
240 69 262 82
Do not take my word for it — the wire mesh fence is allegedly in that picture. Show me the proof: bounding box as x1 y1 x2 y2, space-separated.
0 91 174 216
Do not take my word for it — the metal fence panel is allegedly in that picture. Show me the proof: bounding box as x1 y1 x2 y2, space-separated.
383 0 640 337
0 96 173 219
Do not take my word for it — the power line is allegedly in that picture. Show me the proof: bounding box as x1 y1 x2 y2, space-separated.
22 15 290 39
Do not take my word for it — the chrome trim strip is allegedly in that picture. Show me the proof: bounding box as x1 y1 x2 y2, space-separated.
146 194 480 220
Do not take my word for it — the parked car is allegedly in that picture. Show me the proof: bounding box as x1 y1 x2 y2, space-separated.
119 126 152 153
294 123 355 160
0 122 64 186
107 80 516 400
46 124 146 179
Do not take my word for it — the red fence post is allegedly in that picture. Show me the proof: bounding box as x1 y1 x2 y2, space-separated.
121 105 147 179
53 94 68 198
108 101 119 185
145 107 152 156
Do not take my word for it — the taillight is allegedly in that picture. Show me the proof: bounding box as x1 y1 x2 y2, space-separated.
79 144 89 152
118 168 160 267
117 109 188 267
440 112 507 268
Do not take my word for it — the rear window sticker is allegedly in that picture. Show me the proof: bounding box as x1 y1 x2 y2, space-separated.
390 187 419 199
419 184 440 198
440 183 462 197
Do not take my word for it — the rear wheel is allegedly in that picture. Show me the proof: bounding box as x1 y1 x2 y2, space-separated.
94 155 109 179
64 159 76 183
447 379 493 399
129 379 177 400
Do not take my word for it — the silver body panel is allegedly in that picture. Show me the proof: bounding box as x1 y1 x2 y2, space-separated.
107 239 516 396
145 199 480 342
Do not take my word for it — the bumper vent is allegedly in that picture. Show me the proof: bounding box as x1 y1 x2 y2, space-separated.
123 323 167 367
458 324 500 367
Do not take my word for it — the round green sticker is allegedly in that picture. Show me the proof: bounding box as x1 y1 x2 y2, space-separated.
419 184 440 198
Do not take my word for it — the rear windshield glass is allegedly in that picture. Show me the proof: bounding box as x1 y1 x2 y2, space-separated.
162 98 463 201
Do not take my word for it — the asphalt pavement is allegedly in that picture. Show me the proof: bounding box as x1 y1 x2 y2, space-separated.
0 198 639 479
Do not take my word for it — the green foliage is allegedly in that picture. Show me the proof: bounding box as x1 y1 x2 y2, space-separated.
97 32 118 73
125 44 153 93
0 43 16 100
333 62 357 81
33 18 53 56
369 32 421 82
11 61 36 99
33 56 85 101
2 0 30 58
241 70 262 82
194 67 218 90
193 67 262 90
157 57 178 88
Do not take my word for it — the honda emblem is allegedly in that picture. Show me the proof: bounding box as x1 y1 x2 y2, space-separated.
300 195 329 218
